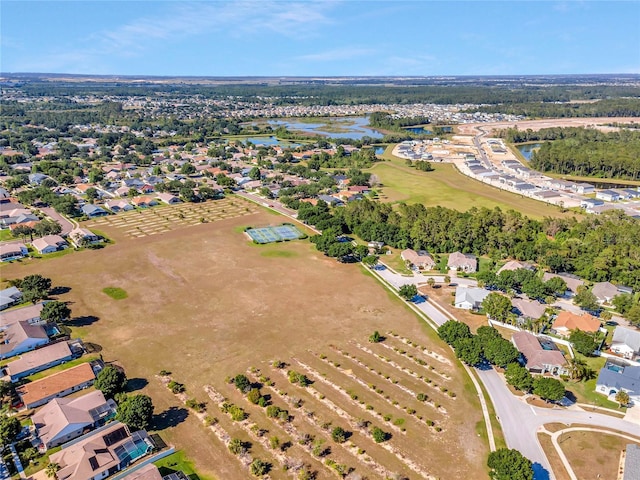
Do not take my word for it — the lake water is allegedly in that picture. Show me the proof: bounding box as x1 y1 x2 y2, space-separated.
516 143 542 161
404 127 434 135
267 116 384 140
237 136 300 148
374 146 386 155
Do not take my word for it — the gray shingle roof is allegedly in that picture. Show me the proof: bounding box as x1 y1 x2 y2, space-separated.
624 444 640 480
613 326 640 353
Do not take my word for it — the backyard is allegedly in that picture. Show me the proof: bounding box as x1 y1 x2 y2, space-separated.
0 209 488 480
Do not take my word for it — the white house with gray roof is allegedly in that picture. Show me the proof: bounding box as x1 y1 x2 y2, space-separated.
611 326 640 361
454 287 490 310
596 363 640 404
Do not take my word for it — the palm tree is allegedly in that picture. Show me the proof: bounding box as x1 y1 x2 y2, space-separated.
566 357 591 381
45 462 60 479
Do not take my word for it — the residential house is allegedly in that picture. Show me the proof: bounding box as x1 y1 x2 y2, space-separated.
572 183 595 194
0 286 22 310
104 200 133 213
0 302 45 328
596 363 640 404
49 421 155 480
592 282 620 305
596 190 620 202
497 260 536 275
81 204 108 218
580 199 605 212
0 209 35 226
114 186 130 197
0 321 49 360
32 390 117 450
156 193 180 205
120 464 167 480
28 173 49 185
542 272 585 295
611 326 640 361
16 362 96 409
70 228 100 246
401 249 436 270
32 234 68 254
511 297 546 321
454 287 491 310
0 242 28 261
317 195 343 206
512 331 568 376
131 196 158 208
447 252 478 272
5 341 75 381
552 311 601 338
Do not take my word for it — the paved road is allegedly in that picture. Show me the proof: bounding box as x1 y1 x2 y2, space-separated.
374 264 478 289
40 207 75 235
476 366 640 480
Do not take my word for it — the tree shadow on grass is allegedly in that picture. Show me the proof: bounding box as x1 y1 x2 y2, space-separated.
68 315 99 327
49 286 71 296
126 377 149 392
151 406 189 430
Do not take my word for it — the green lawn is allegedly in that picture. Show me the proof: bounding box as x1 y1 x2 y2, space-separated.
155 451 214 480
102 287 128 300
562 355 625 411
380 251 412 274
26 355 98 381
0 229 13 241
22 446 61 477
370 146 576 220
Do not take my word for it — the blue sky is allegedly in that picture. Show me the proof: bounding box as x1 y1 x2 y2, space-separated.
2 1 639 76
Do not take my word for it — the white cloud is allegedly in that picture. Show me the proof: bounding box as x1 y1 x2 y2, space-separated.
297 47 376 62
10 0 338 73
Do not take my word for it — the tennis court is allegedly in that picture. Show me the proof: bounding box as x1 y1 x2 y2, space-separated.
245 224 306 244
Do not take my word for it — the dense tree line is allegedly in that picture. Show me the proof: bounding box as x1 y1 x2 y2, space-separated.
467 98 640 118
369 112 431 130
528 129 640 179
295 198 640 290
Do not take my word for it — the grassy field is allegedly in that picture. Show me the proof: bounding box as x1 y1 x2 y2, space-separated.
155 451 213 480
102 287 128 300
0 229 13 241
370 146 576 220
1 210 489 480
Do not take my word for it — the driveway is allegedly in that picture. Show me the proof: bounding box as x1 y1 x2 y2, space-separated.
40 207 75 235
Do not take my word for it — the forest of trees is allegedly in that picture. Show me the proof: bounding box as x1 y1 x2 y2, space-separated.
527 129 640 179
296 198 640 290
468 98 640 118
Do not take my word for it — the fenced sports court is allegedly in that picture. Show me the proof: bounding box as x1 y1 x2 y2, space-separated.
244 224 306 244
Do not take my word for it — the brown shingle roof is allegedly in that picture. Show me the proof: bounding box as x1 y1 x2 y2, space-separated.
16 363 95 407
553 311 601 334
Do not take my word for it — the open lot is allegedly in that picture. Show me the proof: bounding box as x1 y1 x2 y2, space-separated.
370 148 573 219
455 117 640 136
0 210 487 479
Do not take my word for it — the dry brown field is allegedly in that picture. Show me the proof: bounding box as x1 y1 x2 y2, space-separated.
455 117 640 135
1 201 488 480
556 430 640 480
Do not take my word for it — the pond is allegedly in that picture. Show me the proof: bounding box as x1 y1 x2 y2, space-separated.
234 136 300 148
267 116 384 140
404 127 434 135
374 146 386 155
515 143 542 161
